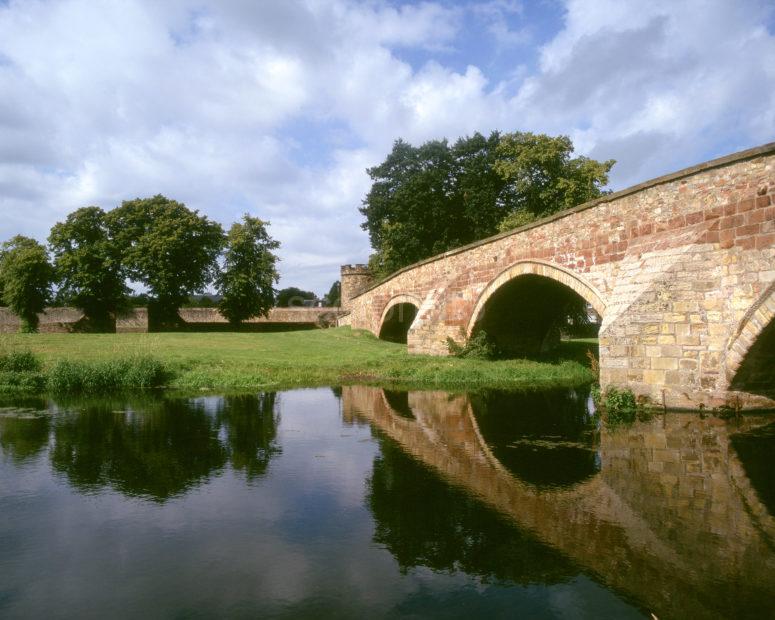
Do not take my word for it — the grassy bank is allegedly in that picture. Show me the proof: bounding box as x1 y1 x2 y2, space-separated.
0 327 597 393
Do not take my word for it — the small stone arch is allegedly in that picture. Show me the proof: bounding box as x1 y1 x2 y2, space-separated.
379 294 422 328
378 294 422 343
466 260 607 338
725 282 775 390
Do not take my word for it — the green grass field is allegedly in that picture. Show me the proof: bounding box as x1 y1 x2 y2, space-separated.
0 327 597 392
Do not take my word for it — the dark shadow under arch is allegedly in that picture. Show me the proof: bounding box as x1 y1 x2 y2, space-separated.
378 302 418 344
729 316 775 399
471 273 600 357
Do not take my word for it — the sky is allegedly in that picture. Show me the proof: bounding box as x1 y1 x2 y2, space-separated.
1 0 774 295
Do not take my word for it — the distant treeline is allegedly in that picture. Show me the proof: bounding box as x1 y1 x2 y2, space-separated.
0 195 280 332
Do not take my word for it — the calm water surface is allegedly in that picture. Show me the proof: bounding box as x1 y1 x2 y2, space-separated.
1 386 774 619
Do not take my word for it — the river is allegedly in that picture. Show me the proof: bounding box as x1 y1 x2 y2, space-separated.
1 386 773 618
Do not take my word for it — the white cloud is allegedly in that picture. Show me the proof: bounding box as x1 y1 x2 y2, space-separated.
518 0 775 185
0 0 773 292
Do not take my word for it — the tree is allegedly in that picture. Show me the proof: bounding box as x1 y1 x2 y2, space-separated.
494 132 615 227
48 206 128 331
183 295 218 308
275 287 316 307
0 236 54 332
360 138 459 277
497 209 537 233
323 280 341 307
107 195 224 329
361 132 511 277
451 131 511 239
360 131 615 276
217 215 280 326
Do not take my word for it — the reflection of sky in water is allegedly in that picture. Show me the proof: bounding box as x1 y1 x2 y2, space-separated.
2 388 648 618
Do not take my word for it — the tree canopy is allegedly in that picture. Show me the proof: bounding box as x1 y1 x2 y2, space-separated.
275 287 316 307
0 236 54 332
360 131 615 277
323 281 341 307
107 195 225 328
49 206 128 330
217 215 280 325
494 132 614 219
1 197 287 333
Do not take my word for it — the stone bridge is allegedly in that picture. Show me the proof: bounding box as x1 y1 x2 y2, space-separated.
342 385 775 619
340 143 775 410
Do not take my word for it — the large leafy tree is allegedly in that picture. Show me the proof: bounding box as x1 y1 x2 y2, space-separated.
217 215 280 326
451 131 510 239
361 138 459 277
107 195 224 329
361 133 508 277
494 132 615 224
0 236 54 332
48 206 128 331
361 131 615 277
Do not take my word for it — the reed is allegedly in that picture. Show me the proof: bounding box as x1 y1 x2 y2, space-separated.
46 355 169 393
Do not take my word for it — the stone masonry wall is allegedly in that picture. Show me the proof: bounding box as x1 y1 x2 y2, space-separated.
345 144 775 409
0 307 87 333
340 264 373 311
178 307 343 325
0 306 342 333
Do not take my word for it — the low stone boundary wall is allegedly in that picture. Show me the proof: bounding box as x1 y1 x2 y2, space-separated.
0 307 87 334
0 306 344 333
178 307 342 327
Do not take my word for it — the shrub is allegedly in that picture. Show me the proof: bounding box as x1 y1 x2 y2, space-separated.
585 349 599 376
0 350 42 373
599 386 651 426
0 350 46 393
590 383 602 409
0 369 46 393
446 330 500 360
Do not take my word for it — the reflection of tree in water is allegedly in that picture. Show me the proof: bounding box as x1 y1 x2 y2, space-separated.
48 394 281 501
215 394 280 481
50 399 228 501
367 436 577 584
470 388 599 489
0 405 50 464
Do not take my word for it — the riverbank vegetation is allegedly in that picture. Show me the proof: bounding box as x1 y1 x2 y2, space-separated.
0 327 596 394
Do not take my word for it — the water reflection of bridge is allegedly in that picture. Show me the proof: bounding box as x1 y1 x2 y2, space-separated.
342 386 775 620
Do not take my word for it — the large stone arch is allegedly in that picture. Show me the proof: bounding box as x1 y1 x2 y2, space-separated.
724 282 775 392
465 260 607 338
378 294 422 343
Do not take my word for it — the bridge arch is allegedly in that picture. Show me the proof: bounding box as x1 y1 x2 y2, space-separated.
467 261 606 339
378 294 422 344
725 283 775 399
465 261 606 356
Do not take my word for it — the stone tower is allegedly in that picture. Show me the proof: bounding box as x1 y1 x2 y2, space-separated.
340 264 373 311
